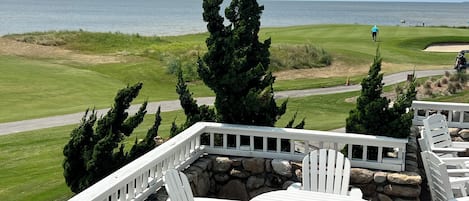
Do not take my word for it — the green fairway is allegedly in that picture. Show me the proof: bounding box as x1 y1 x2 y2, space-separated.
2 25 468 122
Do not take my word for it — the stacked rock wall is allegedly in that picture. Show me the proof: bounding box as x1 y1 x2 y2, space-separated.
174 155 422 201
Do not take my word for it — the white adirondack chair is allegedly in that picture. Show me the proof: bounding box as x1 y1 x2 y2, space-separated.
288 149 361 197
421 114 469 157
421 151 469 200
164 169 235 201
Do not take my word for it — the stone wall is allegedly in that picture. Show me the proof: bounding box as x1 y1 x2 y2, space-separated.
169 155 422 201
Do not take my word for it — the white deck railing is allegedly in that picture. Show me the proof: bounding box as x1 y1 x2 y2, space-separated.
412 100 469 128
68 122 407 201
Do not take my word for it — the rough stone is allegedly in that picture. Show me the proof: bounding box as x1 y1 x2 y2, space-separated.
387 172 422 185
265 159 272 173
360 183 377 198
294 168 302 181
192 158 212 171
231 157 243 167
271 159 292 177
459 129 469 139
243 158 265 174
377 193 393 201
394 198 421 201
374 172 387 183
230 168 251 179
213 157 233 172
458 129 469 139
218 180 249 201
213 173 230 183
265 173 284 188
246 175 265 190
351 168 374 184
383 184 421 197
449 128 461 137
186 171 210 196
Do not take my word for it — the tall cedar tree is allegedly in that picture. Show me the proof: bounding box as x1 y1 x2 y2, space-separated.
170 72 216 137
63 83 162 193
346 48 416 138
198 0 287 126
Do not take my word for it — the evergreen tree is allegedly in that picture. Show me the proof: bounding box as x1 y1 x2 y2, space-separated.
198 0 287 126
63 83 161 193
170 72 215 137
128 106 163 160
346 48 416 138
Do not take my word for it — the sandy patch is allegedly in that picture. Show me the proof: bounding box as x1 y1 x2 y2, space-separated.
423 43 469 52
0 38 124 64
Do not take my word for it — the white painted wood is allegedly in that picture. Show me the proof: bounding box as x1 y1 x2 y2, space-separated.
69 122 406 201
299 149 351 195
412 100 469 128
421 114 469 159
250 190 365 201
420 151 469 201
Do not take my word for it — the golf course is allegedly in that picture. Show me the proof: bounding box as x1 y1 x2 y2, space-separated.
1 24 469 201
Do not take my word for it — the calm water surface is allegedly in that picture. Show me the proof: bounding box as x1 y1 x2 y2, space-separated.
1 0 468 36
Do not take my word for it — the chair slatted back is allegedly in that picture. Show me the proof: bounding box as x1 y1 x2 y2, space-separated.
164 169 195 201
423 114 454 150
302 149 350 195
420 151 455 201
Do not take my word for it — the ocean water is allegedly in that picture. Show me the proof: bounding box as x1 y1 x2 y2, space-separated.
1 0 468 36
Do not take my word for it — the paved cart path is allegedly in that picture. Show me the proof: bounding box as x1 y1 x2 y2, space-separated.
0 70 448 135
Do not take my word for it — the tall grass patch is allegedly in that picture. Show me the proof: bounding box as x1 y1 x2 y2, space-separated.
270 43 332 71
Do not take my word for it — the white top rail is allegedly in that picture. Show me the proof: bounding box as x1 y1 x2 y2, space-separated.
68 122 407 201
412 100 469 128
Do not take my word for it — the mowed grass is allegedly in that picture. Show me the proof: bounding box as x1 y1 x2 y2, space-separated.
2 25 469 122
0 92 356 201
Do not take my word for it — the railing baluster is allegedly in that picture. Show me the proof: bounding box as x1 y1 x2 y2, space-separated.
290 139 294 154
305 140 310 154
377 147 383 162
362 146 368 161
210 132 214 147
277 138 281 152
347 144 352 159
236 134 240 149
250 135 254 151
263 137 267 152
223 133 228 149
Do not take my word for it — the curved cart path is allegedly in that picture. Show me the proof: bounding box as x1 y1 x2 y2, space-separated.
0 70 448 135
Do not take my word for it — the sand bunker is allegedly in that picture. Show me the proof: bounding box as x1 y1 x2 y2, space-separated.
424 43 469 52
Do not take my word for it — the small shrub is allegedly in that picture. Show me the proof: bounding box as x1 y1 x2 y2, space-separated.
441 77 449 85
444 71 451 78
423 80 433 89
423 88 433 96
448 83 457 94
435 80 442 87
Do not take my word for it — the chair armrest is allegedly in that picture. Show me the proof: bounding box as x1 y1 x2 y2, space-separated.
432 147 467 153
441 157 469 165
447 169 469 175
452 142 469 148
449 176 469 186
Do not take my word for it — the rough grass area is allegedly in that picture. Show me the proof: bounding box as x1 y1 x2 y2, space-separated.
270 43 332 71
